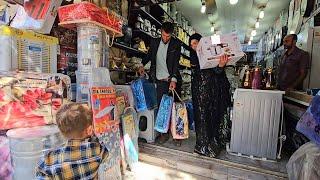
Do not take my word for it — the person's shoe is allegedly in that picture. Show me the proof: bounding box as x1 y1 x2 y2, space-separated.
194 145 207 156
156 133 169 144
173 139 182 147
207 140 222 158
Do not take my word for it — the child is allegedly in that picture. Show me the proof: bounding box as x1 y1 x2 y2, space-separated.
36 103 108 179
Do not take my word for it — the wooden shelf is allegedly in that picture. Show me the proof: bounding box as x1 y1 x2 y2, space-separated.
113 42 147 56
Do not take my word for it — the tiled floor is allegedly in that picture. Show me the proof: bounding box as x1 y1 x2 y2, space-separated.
151 131 288 174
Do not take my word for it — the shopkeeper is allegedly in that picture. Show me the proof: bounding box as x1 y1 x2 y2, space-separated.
138 22 182 144
278 34 310 91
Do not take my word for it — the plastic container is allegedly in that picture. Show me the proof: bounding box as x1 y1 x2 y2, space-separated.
76 71 92 103
6 125 65 180
77 24 107 72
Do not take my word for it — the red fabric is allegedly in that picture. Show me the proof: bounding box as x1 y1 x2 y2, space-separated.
58 2 123 33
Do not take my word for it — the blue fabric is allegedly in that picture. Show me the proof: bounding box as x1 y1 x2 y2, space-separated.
131 78 157 112
155 95 174 133
185 101 195 130
296 92 320 147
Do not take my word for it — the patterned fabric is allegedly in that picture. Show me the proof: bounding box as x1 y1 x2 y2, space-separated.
0 136 13 180
155 94 174 133
190 51 231 154
297 92 320 146
35 136 108 180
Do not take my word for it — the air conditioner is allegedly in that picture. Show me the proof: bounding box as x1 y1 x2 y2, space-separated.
0 25 58 73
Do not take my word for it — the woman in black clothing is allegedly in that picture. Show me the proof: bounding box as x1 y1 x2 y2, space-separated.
189 33 231 157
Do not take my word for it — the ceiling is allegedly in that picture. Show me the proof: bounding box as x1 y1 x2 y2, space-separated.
176 0 291 43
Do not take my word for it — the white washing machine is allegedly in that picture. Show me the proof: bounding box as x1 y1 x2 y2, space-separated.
138 109 159 143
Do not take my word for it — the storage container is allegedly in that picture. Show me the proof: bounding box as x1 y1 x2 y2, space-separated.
6 125 65 180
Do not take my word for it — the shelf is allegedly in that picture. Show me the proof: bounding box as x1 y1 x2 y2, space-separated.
113 42 147 56
133 29 158 39
132 7 162 27
110 69 137 73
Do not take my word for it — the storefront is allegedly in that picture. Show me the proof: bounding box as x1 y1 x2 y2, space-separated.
0 0 320 179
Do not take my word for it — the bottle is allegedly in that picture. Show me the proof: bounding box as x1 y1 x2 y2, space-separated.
252 67 261 89
243 69 252 89
265 68 274 89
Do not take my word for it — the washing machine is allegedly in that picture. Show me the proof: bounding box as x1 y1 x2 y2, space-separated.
138 109 159 143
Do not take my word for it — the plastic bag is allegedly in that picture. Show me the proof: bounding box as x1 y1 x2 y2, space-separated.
286 142 320 180
0 71 71 130
171 90 189 139
0 136 13 180
131 78 157 112
155 94 174 133
11 1 63 34
296 91 320 146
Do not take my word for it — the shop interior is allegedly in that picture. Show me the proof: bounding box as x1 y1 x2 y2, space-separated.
0 0 320 179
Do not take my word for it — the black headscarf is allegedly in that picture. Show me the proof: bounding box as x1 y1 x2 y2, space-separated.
189 33 202 70
189 33 202 46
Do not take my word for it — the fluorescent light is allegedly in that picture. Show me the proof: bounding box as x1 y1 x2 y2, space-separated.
255 21 260 29
201 2 206 13
259 10 265 19
211 34 221 45
250 36 253 41
211 25 215 32
248 41 252 45
251 30 257 36
229 0 238 5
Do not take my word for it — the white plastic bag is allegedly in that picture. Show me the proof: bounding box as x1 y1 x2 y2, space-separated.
286 142 320 180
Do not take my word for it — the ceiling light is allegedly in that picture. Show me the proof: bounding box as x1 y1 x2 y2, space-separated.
251 29 257 36
290 30 295 34
211 24 215 32
250 36 253 41
248 41 252 45
255 21 260 29
229 0 238 5
201 2 206 14
259 10 265 19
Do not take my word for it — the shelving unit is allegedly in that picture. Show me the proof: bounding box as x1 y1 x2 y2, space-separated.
113 42 147 56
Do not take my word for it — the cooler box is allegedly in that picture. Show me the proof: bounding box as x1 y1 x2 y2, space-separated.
229 89 285 160
0 25 58 73
131 78 157 112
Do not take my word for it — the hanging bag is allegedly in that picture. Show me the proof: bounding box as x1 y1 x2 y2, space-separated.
171 89 189 139
154 93 174 133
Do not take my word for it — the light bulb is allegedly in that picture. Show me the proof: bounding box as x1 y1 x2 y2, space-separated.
259 10 265 19
255 21 260 29
290 30 295 34
229 0 238 5
250 36 253 41
211 26 215 32
248 41 252 45
201 3 206 14
251 30 257 36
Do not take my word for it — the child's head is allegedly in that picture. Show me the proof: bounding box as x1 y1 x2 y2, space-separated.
56 103 93 139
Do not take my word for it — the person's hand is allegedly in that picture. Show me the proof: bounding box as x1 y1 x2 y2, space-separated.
138 66 145 76
169 81 176 90
219 54 229 67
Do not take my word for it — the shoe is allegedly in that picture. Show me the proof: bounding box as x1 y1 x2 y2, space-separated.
207 140 222 158
156 133 169 144
194 145 207 156
173 139 182 147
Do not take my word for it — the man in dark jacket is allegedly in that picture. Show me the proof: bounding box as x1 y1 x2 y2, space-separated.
138 22 182 144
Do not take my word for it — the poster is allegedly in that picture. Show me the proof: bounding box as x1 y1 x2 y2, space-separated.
197 33 245 69
91 86 117 135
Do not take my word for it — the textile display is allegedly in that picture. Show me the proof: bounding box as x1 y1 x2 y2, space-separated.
296 91 320 146
154 94 174 133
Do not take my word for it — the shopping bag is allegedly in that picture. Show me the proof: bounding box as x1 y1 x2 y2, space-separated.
131 78 157 112
154 94 174 133
296 91 320 146
171 90 189 139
